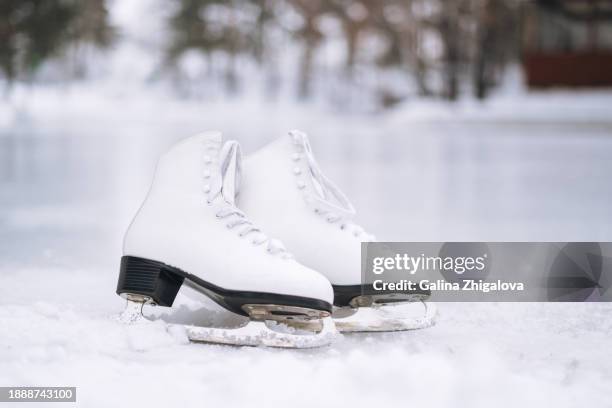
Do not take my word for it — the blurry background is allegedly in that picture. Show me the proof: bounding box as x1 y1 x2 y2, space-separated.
1 0 612 265
1 2 612 407
2 0 612 102
2 0 612 103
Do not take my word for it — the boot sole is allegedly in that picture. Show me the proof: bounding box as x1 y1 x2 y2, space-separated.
116 256 332 321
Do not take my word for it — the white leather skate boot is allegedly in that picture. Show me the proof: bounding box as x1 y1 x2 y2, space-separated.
117 132 336 348
239 130 436 332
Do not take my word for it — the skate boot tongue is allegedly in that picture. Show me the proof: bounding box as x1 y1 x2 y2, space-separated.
217 140 241 205
211 140 290 256
288 130 355 218
288 130 375 241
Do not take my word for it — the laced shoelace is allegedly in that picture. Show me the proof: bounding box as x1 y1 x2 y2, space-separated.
290 130 376 241
207 141 291 258
314 208 374 240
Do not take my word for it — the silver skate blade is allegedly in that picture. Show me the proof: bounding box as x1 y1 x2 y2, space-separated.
333 301 437 333
117 299 337 348
183 316 337 348
242 303 331 322
349 293 428 308
117 298 150 324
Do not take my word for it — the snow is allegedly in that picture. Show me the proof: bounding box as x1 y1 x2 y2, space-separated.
0 280 610 407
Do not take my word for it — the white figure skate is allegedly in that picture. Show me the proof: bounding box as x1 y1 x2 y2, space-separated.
117 132 336 348
240 130 436 332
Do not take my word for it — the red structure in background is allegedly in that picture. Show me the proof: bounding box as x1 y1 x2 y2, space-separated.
522 0 612 87
524 53 612 86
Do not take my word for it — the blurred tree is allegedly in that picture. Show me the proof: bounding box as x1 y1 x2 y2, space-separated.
0 1 76 82
472 0 518 99
326 0 370 72
252 0 283 96
162 0 521 104
0 0 114 84
372 1 433 98
167 0 224 87
252 0 275 64
287 0 327 98
66 0 116 78
425 0 519 100
436 0 469 101
166 0 260 93
396 0 434 97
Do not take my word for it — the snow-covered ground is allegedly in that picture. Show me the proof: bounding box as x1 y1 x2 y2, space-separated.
1 91 612 407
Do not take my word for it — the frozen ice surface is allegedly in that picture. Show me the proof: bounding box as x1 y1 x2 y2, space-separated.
1 89 612 407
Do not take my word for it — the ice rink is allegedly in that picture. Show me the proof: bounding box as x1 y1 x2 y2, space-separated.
1 95 611 407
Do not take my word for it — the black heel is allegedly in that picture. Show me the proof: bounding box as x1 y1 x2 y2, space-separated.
117 256 184 307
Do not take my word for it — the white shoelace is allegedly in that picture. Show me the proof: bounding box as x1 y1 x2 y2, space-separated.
290 130 376 241
207 140 291 257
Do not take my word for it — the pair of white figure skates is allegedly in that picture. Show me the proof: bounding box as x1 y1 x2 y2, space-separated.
117 130 436 348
